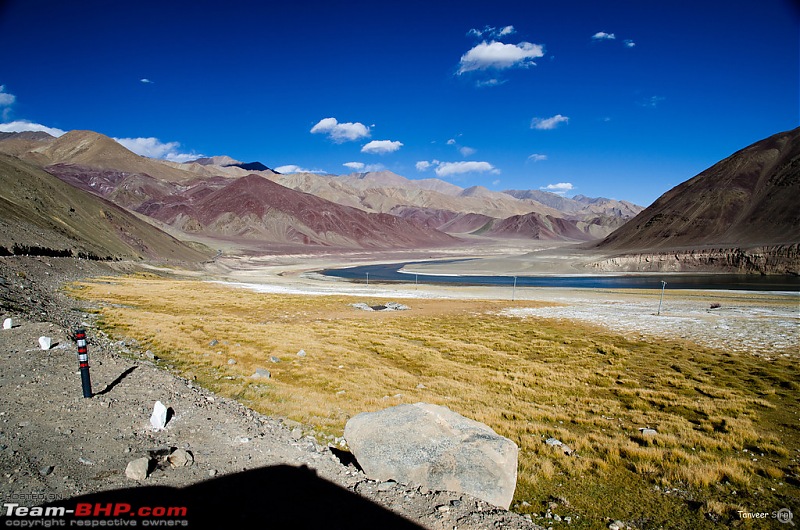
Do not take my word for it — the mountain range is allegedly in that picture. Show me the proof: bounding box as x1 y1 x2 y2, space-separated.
0 126 797 272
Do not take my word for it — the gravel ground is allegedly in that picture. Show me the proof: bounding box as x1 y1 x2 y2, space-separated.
0 256 539 529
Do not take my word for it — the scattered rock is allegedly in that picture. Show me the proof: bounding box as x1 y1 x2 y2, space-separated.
639 428 658 436
125 457 150 481
350 303 374 311
38 336 52 350
209 339 218 346
39 465 54 476
3 318 12 330
208 469 217 477
269 356 280 363
344 402 518 509
150 401 168 431
545 437 574 456
609 520 626 530
167 448 194 468
227 359 236 365
297 349 306 357
251 368 271 379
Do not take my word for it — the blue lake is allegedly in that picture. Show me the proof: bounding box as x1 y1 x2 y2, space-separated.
321 261 800 291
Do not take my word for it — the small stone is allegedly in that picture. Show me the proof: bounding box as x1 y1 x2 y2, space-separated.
609 521 625 530
125 457 150 481
377 481 396 491
208 469 217 477
3 318 12 330
639 428 658 436
251 368 271 379
416 383 426 389
168 449 194 468
436 505 450 513
39 465 54 476
38 336 52 350
297 349 306 357
227 359 236 365
291 428 303 440
150 401 168 430
145 350 156 360
209 339 218 346
269 356 280 363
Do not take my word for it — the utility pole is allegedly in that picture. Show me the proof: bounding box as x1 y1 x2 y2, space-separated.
657 280 666 315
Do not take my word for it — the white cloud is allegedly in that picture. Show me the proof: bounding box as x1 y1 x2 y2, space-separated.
114 136 202 163
343 162 365 171
274 164 328 174
458 40 545 74
624 39 636 48
446 138 456 145
0 120 66 137
435 161 499 177
592 32 616 41
310 117 370 143
531 114 569 130
468 25 516 39
416 161 432 172
459 146 476 157
0 85 16 107
475 78 506 88
140 78 154 84
541 182 574 194
361 140 403 154
528 153 547 162
492 179 501 186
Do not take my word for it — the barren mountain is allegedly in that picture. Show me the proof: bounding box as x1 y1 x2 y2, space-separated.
598 127 800 251
0 154 212 262
139 174 458 249
0 130 56 156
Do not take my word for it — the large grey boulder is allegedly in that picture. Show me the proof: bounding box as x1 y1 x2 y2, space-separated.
344 402 518 509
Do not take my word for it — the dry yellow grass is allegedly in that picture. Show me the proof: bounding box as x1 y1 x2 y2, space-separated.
68 275 800 528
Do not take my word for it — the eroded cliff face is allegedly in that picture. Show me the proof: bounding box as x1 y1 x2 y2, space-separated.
589 244 799 275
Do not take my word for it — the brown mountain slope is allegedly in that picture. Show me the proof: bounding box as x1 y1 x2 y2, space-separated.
140 174 458 249
598 127 800 251
17 130 201 182
0 154 212 261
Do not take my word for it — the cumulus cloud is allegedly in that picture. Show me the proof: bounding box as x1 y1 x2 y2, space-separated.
435 161 499 178
458 40 545 74
0 120 66 137
114 136 202 163
531 114 569 130
416 161 432 172
446 138 456 145
343 162 365 171
0 85 16 107
274 164 328 174
140 78 154 84
528 153 548 162
541 182 574 194
361 140 403 154
310 117 370 143
624 39 636 48
592 32 616 41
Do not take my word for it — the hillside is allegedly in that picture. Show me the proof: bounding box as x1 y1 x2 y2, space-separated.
138 174 458 249
598 128 800 251
0 154 212 262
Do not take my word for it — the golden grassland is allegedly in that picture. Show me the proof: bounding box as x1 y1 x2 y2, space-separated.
67 275 799 528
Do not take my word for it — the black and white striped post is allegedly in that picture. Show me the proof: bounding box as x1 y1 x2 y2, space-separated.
75 329 93 398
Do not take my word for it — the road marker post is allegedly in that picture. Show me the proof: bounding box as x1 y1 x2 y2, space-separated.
75 329 93 398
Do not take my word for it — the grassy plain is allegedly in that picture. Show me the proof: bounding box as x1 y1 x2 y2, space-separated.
68 274 799 528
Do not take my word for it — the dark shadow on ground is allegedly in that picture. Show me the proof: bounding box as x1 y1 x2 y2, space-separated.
95 366 137 395
41 464 424 529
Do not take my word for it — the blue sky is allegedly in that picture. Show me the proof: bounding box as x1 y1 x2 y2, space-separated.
0 0 797 206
